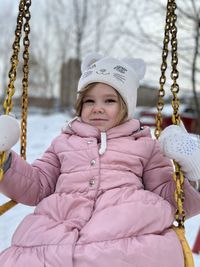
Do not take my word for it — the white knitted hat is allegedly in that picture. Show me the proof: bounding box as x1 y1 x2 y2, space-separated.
77 53 146 119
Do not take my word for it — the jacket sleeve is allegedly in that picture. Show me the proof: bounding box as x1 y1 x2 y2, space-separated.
143 140 200 219
0 137 61 206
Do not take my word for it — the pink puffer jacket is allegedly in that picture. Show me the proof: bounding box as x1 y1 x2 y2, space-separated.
0 118 200 267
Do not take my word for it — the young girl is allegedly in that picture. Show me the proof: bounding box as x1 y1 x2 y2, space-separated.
0 53 200 267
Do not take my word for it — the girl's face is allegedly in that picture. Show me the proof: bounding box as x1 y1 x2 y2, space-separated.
81 83 121 131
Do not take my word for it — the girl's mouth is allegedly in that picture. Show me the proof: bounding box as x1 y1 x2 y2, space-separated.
91 119 107 121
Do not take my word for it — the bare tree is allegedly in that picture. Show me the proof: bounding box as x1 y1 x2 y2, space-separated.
72 0 89 59
122 0 200 131
178 0 200 130
28 1 62 98
0 2 18 103
0 0 154 111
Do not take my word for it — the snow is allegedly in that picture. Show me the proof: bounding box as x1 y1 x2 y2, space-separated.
0 112 200 265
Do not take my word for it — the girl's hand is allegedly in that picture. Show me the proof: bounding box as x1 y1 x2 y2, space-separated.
159 123 200 182
0 115 20 152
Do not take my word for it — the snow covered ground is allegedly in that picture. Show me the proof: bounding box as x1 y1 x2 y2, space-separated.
0 112 200 265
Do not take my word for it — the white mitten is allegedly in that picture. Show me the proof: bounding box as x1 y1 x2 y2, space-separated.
0 115 20 152
159 123 200 181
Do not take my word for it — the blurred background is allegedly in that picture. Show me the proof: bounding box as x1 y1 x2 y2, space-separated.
0 0 200 132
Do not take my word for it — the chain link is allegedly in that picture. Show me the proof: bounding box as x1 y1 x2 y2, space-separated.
155 0 185 228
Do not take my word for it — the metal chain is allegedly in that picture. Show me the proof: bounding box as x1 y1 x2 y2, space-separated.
3 1 26 115
155 0 185 228
0 0 31 214
155 2 171 139
0 0 25 182
169 1 185 227
21 0 31 160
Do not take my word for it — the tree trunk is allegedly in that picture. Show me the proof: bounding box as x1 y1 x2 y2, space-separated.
191 20 200 133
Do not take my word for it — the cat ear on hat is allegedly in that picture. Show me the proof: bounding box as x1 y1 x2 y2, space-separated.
81 52 103 73
122 58 146 80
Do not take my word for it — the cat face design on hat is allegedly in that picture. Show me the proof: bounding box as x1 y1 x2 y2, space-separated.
113 71 126 83
96 69 110 75
96 65 127 83
114 65 127 74
78 53 146 119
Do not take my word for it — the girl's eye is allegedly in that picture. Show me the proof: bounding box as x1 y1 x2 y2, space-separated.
83 99 94 104
105 99 116 103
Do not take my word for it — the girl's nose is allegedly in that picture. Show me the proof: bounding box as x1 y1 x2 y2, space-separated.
92 104 104 113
